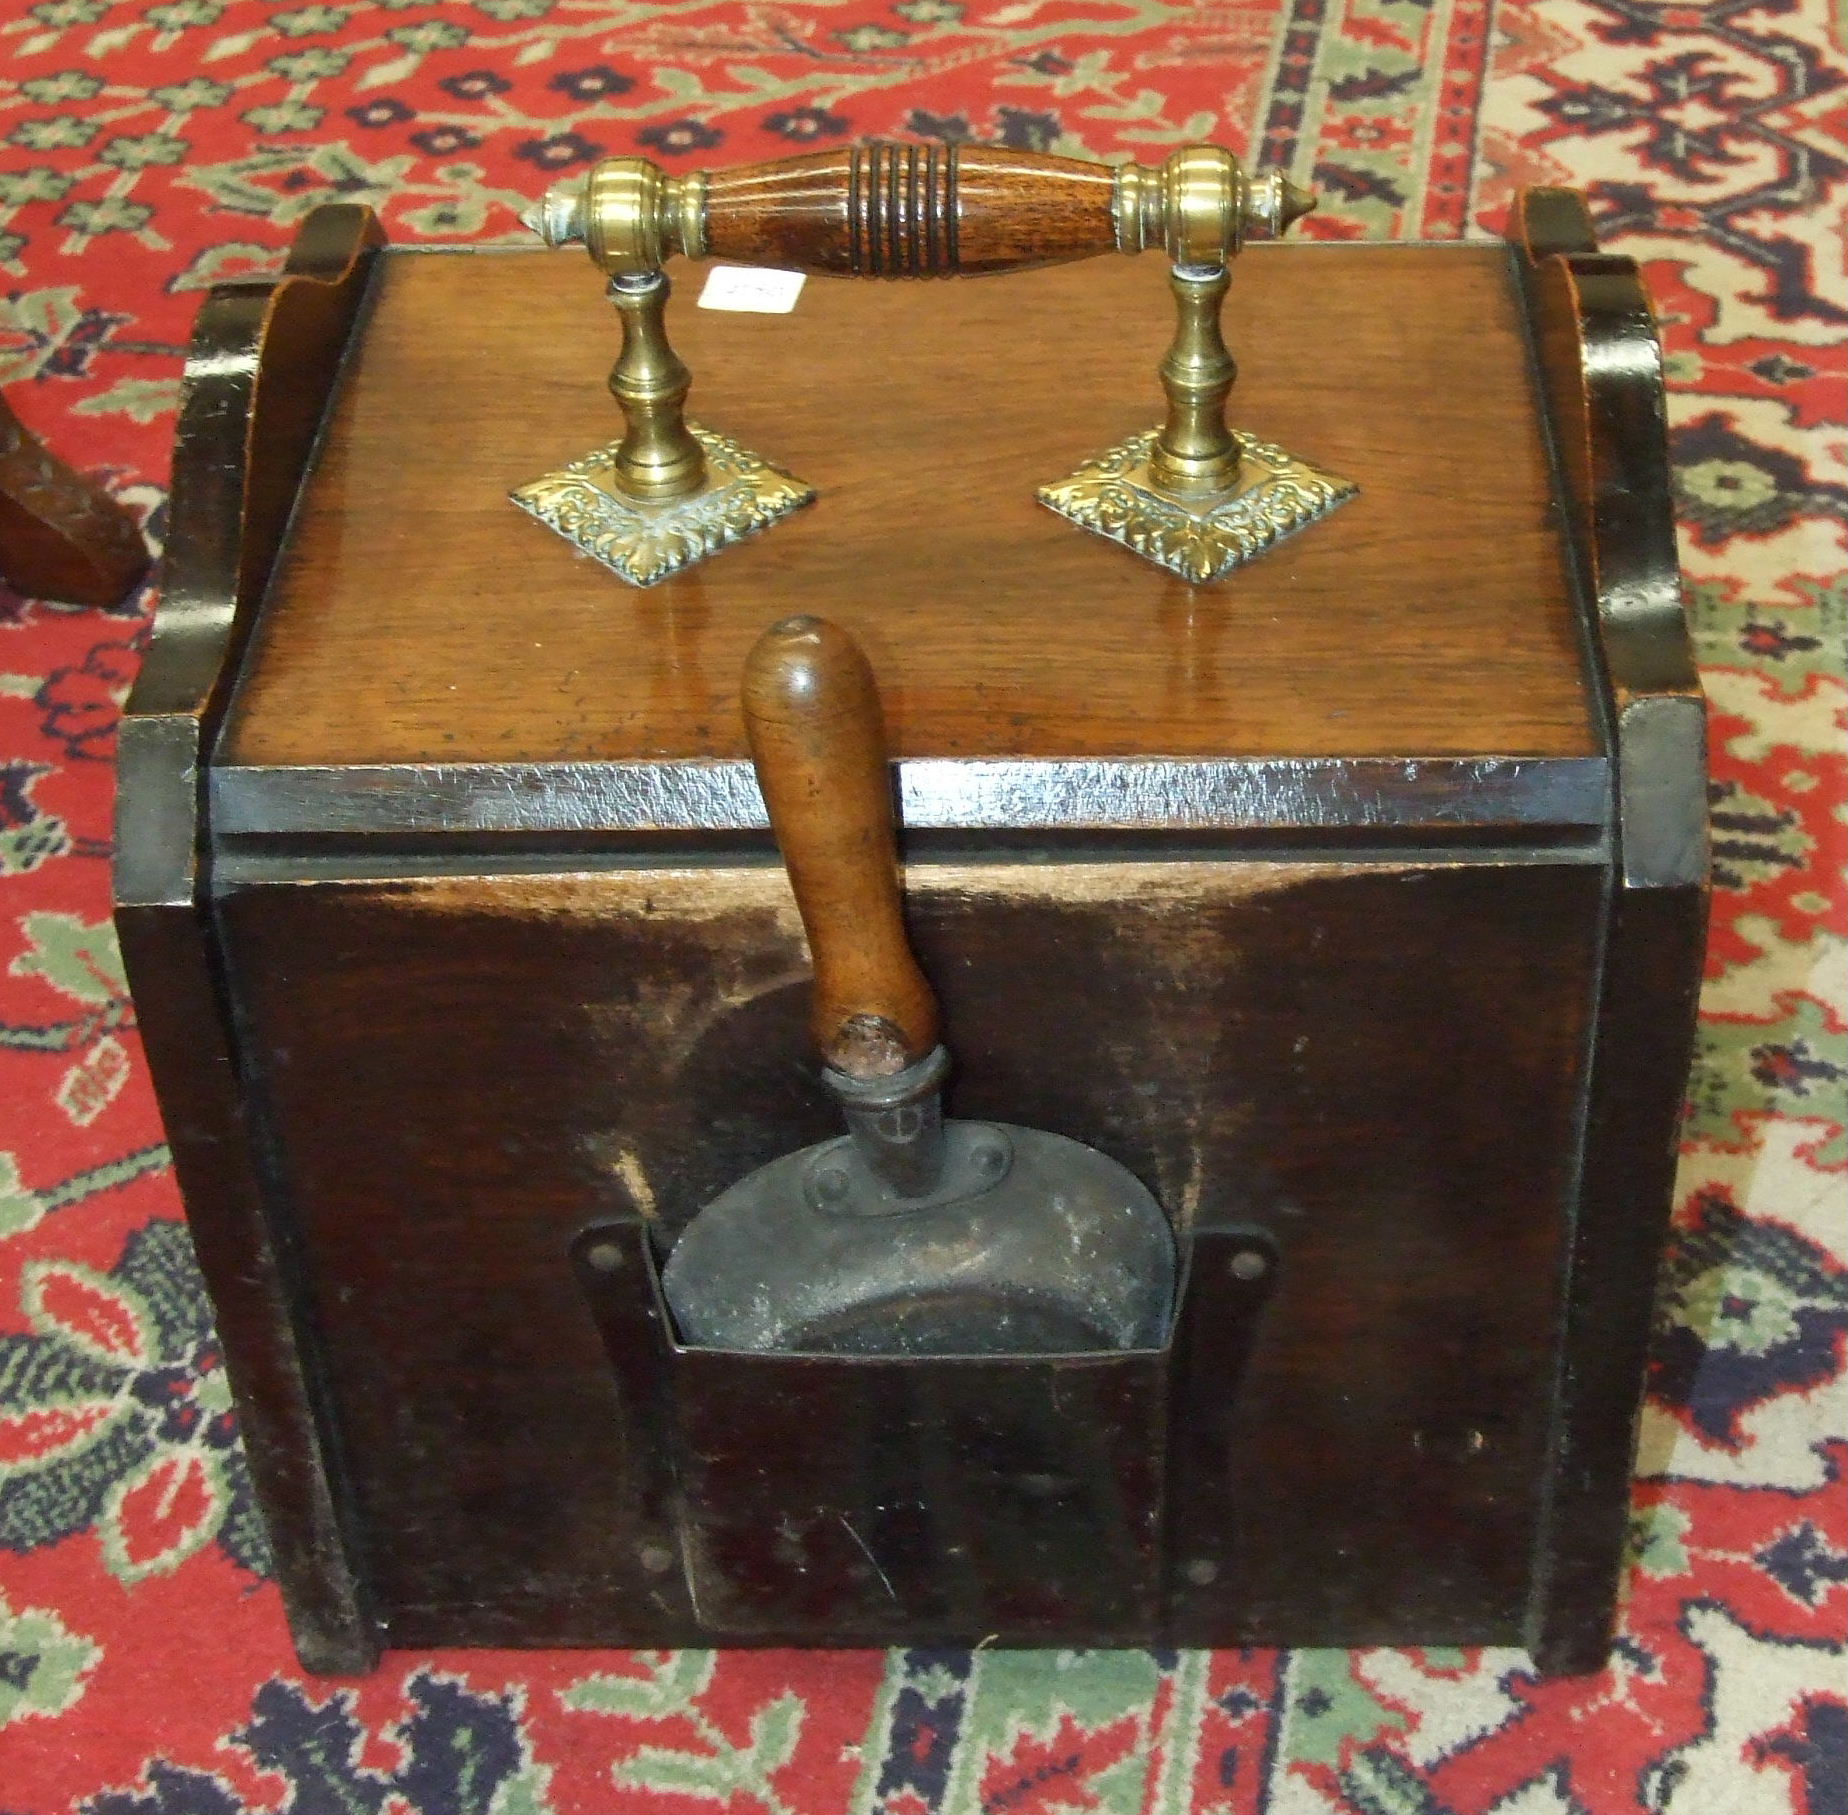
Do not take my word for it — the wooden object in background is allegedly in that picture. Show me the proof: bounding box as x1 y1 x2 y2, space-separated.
116 187 1704 1675
0 390 147 607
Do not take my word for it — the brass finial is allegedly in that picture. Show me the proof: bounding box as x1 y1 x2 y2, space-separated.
529 157 708 274
1110 146 1315 265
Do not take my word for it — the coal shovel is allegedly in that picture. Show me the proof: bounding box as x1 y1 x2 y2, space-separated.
661 615 1177 1356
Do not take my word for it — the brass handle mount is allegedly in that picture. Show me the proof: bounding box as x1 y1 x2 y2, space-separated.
511 142 1357 589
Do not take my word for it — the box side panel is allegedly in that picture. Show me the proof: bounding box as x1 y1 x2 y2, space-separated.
216 857 1600 1648
117 892 376 1671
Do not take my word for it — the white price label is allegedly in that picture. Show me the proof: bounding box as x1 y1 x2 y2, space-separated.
697 266 807 314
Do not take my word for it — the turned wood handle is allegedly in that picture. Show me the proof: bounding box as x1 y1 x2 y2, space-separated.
536 142 1312 278
705 144 1117 277
742 616 940 1079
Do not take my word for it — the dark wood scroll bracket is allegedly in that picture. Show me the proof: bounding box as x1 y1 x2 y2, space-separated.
0 389 148 607
1510 188 1709 1675
114 206 386 1674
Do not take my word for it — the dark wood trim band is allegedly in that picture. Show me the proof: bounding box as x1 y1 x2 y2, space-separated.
1511 188 1709 1675
209 753 1611 843
114 204 387 1674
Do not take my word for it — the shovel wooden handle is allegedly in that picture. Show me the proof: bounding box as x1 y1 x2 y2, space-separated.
742 616 939 1080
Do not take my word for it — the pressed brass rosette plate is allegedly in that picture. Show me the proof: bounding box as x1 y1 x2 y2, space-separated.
511 425 814 588
1039 429 1356 584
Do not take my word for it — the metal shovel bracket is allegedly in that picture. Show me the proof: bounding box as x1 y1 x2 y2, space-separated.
570 1207 1280 1645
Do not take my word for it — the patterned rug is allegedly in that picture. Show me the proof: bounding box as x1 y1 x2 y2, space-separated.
1 1 1843 1810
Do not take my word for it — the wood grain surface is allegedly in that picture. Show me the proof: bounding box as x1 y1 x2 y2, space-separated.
220 243 1597 772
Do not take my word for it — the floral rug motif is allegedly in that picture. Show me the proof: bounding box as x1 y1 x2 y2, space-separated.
1 0 1843 1810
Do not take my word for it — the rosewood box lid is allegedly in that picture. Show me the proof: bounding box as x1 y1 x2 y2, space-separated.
211 242 1607 842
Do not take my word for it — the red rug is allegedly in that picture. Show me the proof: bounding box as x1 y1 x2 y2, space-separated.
1 1 1843 1809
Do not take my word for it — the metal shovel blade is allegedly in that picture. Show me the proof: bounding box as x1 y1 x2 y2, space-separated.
662 1116 1175 1356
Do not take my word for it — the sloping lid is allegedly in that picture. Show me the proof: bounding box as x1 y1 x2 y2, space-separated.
214 242 1604 840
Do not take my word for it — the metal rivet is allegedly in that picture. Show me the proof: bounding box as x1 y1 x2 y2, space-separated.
583 1241 625 1274
1017 1471 1074 1499
973 1144 1007 1174
638 1543 674 1575
814 1166 851 1203
1229 1249 1268 1281
1184 1558 1219 1586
